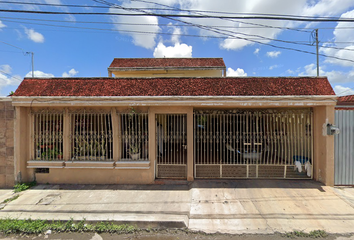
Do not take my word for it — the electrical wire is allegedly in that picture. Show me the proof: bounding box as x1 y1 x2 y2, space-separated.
93 0 354 63
1 0 350 21
0 70 23 82
1 8 354 22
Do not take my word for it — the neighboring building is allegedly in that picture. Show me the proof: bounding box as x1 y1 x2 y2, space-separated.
11 58 337 186
336 95 354 110
335 95 354 185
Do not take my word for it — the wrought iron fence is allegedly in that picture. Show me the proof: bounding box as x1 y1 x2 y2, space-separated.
194 109 313 179
32 109 64 161
118 112 149 161
69 110 113 161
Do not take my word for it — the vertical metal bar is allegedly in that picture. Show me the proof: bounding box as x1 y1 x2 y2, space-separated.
310 111 314 178
282 114 286 167
194 113 196 178
223 114 226 166
54 112 56 160
45 111 48 160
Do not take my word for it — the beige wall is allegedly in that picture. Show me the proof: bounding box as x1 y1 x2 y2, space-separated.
313 106 335 186
110 69 223 78
0 99 15 188
14 104 336 186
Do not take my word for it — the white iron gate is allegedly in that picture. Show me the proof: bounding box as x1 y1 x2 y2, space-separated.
194 109 313 179
156 114 187 178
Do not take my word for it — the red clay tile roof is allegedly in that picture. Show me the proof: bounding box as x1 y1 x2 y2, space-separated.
337 95 354 105
13 77 335 97
109 58 226 69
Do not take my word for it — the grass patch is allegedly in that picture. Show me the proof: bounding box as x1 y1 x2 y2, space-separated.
0 219 138 235
13 181 36 193
2 195 19 204
284 230 328 238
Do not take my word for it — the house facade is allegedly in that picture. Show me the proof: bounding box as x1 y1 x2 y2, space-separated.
12 58 337 186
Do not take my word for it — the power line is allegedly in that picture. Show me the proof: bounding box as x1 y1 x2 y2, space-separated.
1 9 354 22
2 16 354 31
0 39 24 51
0 40 34 77
1 0 351 21
126 0 311 33
94 0 354 63
3 10 352 57
2 3 354 63
0 16 320 30
0 70 23 82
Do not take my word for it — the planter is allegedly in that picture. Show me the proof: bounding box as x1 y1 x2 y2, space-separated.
130 153 140 160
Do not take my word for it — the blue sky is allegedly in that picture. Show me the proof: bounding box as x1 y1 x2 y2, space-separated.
1 0 354 96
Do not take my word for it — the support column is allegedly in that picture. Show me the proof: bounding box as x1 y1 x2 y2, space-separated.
63 108 70 161
148 108 156 179
111 108 120 162
14 107 31 183
313 105 335 186
187 108 194 181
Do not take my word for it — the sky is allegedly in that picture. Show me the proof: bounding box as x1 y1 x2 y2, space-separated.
1 0 354 97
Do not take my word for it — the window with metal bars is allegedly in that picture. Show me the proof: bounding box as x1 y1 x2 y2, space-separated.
70 110 113 161
32 110 64 161
118 112 148 161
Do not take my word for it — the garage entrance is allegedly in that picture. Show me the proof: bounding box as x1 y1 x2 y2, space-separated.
194 109 313 179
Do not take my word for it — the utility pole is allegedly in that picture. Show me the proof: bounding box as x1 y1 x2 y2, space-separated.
26 52 34 77
315 29 319 77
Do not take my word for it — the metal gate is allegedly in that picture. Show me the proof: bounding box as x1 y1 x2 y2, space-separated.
194 109 313 179
335 110 354 185
156 114 187 178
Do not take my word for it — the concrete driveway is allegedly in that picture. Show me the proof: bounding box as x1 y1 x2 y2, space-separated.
0 180 354 234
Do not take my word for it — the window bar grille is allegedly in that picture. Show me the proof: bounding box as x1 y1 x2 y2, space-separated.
33 110 63 161
70 110 112 161
118 112 148 161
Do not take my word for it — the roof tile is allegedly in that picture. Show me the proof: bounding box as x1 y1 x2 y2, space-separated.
109 58 226 68
13 77 335 97
337 94 354 104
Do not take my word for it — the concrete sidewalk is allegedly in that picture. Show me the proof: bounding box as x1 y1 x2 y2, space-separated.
0 180 354 234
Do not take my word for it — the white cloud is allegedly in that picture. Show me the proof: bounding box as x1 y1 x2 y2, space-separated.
302 0 354 16
299 63 354 84
109 1 160 49
269 64 280 70
286 69 295 74
0 20 6 29
0 65 11 74
0 65 22 95
266 51 281 58
25 70 54 78
320 9 354 67
156 0 353 51
62 68 79 77
24 28 44 43
153 42 192 58
153 25 193 58
254 48 260 55
100 0 354 51
171 27 181 44
44 0 76 21
226 67 247 77
333 85 354 96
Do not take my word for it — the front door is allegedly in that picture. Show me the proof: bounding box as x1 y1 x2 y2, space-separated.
156 114 187 179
